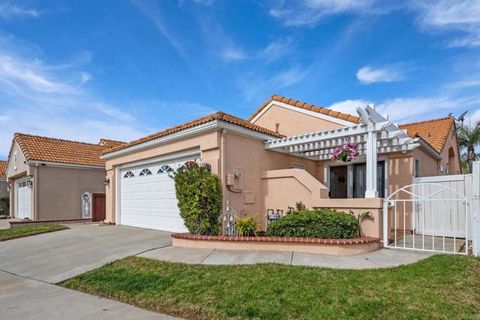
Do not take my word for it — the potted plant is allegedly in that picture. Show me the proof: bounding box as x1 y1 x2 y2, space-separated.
331 142 359 162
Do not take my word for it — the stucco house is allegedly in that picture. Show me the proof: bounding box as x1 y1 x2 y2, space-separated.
6 133 124 221
0 160 8 215
101 95 461 235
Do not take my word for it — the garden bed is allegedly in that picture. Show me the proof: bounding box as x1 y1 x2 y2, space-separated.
172 233 380 255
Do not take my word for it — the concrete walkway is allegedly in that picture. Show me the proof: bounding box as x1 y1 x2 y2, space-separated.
0 225 177 320
140 246 434 269
0 270 178 320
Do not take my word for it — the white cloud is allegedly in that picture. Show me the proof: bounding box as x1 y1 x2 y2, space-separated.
190 0 214 5
0 41 148 157
329 99 372 115
0 4 40 19
220 46 247 62
411 0 480 47
258 37 293 62
240 66 310 101
131 0 186 57
376 95 480 123
356 66 404 84
268 0 381 26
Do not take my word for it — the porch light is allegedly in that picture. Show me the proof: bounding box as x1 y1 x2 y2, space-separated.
104 177 110 186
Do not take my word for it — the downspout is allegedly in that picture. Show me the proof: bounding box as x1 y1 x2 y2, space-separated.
220 129 228 209
33 163 39 220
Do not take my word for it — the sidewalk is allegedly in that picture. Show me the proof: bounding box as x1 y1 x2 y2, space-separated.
139 246 434 269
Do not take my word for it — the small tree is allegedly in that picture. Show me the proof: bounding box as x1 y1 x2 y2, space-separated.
172 161 222 235
456 121 480 173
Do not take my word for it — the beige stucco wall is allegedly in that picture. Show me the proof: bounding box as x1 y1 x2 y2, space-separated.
251 104 345 136
441 126 461 174
104 131 221 223
224 131 319 230
36 166 105 221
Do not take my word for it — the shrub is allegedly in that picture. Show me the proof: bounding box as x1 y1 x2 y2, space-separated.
172 161 222 235
235 216 257 236
266 209 359 239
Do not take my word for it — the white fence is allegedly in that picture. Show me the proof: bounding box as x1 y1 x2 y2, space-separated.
384 162 480 256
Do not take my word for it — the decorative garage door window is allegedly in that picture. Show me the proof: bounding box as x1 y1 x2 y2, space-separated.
158 165 174 174
139 168 152 176
82 192 92 219
123 171 135 178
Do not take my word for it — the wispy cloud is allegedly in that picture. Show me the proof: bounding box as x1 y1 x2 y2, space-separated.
239 66 310 100
329 99 372 115
131 0 186 57
257 37 294 62
411 0 480 47
221 46 247 62
267 0 385 27
190 0 214 6
0 40 147 157
356 65 404 84
377 95 480 123
0 4 40 19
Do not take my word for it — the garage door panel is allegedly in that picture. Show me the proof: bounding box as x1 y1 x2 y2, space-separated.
119 157 192 232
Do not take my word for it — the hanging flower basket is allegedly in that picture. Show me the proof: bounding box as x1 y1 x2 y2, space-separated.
331 142 359 162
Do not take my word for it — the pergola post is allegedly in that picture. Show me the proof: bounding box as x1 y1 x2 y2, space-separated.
365 122 378 198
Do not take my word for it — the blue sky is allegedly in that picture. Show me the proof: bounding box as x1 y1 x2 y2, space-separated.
0 0 480 157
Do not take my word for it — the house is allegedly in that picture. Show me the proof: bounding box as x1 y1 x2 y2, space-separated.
101 95 461 235
0 160 8 215
6 133 123 221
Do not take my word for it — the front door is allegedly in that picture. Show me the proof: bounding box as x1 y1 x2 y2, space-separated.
329 166 348 198
92 193 106 222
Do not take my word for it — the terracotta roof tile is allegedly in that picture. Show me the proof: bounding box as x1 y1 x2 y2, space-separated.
400 117 454 153
104 111 283 155
13 133 113 167
98 138 125 148
248 95 361 124
0 161 7 178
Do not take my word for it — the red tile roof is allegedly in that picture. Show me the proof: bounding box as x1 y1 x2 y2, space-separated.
248 95 362 124
400 117 455 153
12 133 117 168
98 138 125 148
103 111 283 155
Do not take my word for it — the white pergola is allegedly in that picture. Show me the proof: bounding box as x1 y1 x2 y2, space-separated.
265 105 420 198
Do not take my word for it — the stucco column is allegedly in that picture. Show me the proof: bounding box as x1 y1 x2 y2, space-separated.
365 123 378 198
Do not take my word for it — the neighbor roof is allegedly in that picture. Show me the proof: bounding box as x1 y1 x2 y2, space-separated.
12 133 112 167
248 95 362 124
98 138 125 148
400 117 455 153
104 111 283 155
0 161 7 178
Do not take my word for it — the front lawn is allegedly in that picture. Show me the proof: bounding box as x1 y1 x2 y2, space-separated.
62 255 480 320
0 223 69 241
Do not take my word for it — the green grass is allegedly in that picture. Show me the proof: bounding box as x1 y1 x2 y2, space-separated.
62 255 480 320
0 223 69 241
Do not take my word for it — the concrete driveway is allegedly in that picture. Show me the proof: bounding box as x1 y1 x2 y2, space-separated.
0 224 178 320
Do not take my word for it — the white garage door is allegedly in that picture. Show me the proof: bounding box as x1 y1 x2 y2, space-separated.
119 157 194 232
16 180 32 219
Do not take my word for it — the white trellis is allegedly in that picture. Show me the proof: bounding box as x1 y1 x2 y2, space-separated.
265 105 420 198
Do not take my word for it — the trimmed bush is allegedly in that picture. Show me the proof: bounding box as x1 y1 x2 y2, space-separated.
172 161 222 235
235 215 257 236
266 209 359 239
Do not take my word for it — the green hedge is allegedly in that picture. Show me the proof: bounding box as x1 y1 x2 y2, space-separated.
266 209 359 239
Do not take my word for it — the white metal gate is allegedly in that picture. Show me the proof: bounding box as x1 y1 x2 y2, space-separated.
384 182 471 255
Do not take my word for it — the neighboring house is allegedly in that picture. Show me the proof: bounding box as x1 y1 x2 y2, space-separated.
6 133 122 221
0 160 8 215
101 95 461 233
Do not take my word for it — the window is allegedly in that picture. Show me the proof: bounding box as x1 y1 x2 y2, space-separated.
158 165 174 174
123 171 134 178
139 168 152 176
414 159 420 178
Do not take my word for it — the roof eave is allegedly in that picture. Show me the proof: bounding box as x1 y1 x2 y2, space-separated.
102 119 280 160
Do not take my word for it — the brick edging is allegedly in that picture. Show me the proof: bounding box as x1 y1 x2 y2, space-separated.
171 233 380 245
